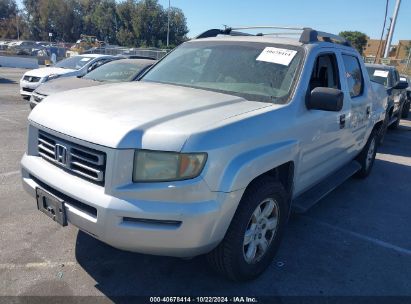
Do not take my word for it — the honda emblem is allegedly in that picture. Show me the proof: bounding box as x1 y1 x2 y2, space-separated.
54 144 67 165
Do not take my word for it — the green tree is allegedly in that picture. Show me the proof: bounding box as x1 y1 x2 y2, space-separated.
164 7 188 47
79 0 101 38
0 0 18 19
0 0 26 39
35 0 82 42
116 0 137 46
23 0 43 40
132 0 166 47
17 0 189 47
90 0 117 43
339 31 368 55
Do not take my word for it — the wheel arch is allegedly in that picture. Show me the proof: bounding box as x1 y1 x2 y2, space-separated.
216 140 298 193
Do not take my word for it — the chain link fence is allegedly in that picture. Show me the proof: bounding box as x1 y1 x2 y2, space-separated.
82 47 168 60
364 56 411 76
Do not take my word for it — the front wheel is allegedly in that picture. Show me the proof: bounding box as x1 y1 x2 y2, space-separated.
355 129 378 178
207 177 288 281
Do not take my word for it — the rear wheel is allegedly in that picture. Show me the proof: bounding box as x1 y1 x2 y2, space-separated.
389 106 402 130
378 112 389 145
355 130 378 178
207 177 288 281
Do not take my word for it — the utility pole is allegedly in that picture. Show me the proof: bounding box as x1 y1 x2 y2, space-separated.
383 0 401 58
16 15 19 40
166 0 170 47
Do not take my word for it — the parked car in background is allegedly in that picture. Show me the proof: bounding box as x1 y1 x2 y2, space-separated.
365 64 408 130
400 75 410 118
22 26 386 281
8 41 39 55
19 54 117 99
29 58 156 108
0 40 9 50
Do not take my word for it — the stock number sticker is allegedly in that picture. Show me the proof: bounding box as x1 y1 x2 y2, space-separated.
256 47 297 66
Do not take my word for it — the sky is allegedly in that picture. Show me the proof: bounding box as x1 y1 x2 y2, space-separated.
158 0 410 43
16 0 411 44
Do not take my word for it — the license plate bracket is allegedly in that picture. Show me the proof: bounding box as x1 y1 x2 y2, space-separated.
36 187 67 226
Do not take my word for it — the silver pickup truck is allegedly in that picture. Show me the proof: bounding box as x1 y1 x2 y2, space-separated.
21 26 386 281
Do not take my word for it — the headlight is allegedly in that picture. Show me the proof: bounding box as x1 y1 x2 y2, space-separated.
46 74 60 82
133 150 207 182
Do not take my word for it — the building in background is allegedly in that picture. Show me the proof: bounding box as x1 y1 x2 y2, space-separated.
363 38 411 74
363 39 386 59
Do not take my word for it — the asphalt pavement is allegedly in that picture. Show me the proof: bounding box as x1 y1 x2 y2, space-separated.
0 67 411 302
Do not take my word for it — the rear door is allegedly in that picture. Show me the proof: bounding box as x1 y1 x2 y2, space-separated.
391 69 403 113
340 53 371 152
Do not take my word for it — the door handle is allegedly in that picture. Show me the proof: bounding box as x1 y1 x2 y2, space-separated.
339 114 346 129
366 106 371 117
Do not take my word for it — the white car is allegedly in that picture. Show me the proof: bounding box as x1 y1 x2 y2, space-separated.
19 54 116 99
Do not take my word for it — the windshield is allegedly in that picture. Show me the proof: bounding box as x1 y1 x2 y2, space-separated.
142 41 303 103
366 67 390 87
83 61 150 82
55 56 94 70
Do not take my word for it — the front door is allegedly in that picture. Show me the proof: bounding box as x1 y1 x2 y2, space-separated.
295 51 349 195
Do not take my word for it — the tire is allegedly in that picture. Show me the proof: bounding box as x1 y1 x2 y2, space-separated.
388 114 401 129
378 112 389 145
206 176 288 281
389 105 402 130
355 129 378 178
402 102 410 119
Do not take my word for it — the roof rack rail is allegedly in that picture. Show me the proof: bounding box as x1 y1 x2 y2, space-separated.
195 26 352 47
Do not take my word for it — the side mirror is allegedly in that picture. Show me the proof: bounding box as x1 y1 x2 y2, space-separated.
307 87 344 112
394 81 409 90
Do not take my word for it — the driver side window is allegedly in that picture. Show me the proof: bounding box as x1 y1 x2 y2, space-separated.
309 53 340 92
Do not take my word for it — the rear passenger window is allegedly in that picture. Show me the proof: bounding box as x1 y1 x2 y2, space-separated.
342 55 364 97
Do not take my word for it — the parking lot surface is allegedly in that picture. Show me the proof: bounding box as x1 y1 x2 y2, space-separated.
1 67 411 299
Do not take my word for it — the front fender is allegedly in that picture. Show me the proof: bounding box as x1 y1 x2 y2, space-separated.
216 140 298 193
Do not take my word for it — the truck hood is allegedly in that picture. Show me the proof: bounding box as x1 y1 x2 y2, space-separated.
29 82 271 150
25 67 76 78
35 77 101 96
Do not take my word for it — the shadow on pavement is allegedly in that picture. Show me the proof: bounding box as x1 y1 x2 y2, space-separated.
0 77 17 84
74 231 252 298
379 117 411 158
73 133 411 300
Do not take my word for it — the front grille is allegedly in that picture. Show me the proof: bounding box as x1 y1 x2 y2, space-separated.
38 131 106 185
22 87 35 92
23 75 41 82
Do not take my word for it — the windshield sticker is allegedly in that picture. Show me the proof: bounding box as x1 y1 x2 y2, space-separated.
373 70 389 78
256 47 297 66
80 58 92 62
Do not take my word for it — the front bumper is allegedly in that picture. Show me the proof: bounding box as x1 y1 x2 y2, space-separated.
29 92 47 108
21 154 243 257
